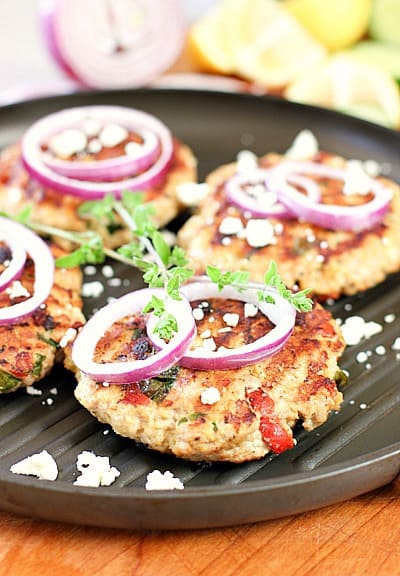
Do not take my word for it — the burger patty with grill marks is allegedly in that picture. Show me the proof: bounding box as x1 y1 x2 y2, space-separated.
0 243 85 393
0 139 197 249
178 152 400 299
74 298 345 463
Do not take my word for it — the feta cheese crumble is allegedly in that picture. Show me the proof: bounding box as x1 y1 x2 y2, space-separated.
48 128 87 159
340 315 383 346
73 451 120 487
223 312 240 327
10 450 58 481
145 470 184 491
343 160 371 196
59 327 77 348
81 281 104 298
244 303 258 318
285 130 319 159
6 280 30 299
26 385 43 396
236 150 258 173
200 386 221 405
218 216 244 236
99 123 128 148
192 308 204 321
245 219 275 248
176 182 210 206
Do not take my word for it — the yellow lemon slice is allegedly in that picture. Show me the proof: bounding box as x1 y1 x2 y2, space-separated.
232 0 326 88
284 0 372 51
285 54 400 128
188 4 235 74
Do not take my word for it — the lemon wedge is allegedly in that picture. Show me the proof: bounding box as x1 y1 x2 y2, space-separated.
285 55 400 129
284 0 372 51
188 0 326 88
188 4 235 74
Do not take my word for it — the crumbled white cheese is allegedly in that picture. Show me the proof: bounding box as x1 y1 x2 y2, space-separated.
26 385 42 396
82 117 101 137
176 182 210 206
73 451 120 487
218 216 244 236
223 312 240 327
145 470 184 491
192 307 204 321
101 264 114 278
10 450 58 481
359 402 368 410
244 303 258 318
391 337 400 351
343 160 371 196
363 159 381 177
87 138 102 154
59 327 77 348
221 237 232 246
384 313 396 324
200 337 217 351
200 329 211 339
48 128 87 159
49 387 58 395
6 280 30 299
340 315 383 346
99 123 128 148
7 186 22 204
200 386 221 405
83 265 97 276
285 129 319 159
81 281 104 298
375 345 386 356
124 141 142 157
108 277 122 287
218 327 231 333
244 219 275 248
236 150 258 173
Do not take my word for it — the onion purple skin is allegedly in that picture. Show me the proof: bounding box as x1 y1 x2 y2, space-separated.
42 129 160 182
269 161 393 232
176 282 296 371
21 106 174 199
72 288 196 384
0 238 26 293
225 169 321 220
0 217 54 325
39 0 186 89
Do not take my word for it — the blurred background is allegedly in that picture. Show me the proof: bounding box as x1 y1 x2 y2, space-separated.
0 0 399 128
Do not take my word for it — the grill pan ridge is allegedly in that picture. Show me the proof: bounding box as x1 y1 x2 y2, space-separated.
0 89 399 529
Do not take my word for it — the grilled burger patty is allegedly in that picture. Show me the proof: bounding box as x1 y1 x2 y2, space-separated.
178 152 400 299
0 243 85 393
74 298 345 463
0 139 197 248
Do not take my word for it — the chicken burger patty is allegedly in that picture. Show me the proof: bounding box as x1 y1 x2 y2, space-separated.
178 152 400 299
0 138 197 249
74 297 345 463
0 243 85 393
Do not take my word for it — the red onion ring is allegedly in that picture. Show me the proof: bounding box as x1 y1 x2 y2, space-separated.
269 161 393 231
43 127 160 182
225 168 321 218
163 282 296 371
21 106 174 199
0 217 54 325
40 0 186 89
0 237 26 293
72 288 196 384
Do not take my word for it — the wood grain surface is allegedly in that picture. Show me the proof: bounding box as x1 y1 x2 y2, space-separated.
0 475 399 576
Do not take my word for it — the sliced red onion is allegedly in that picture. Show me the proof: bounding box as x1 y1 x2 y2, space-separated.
0 237 26 293
0 217 54 325
225 168 321 219
269 161 393 231
72 288 196 384
21 106 174 199
174 282 296 371
40 0 186 89
43 127 160 182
